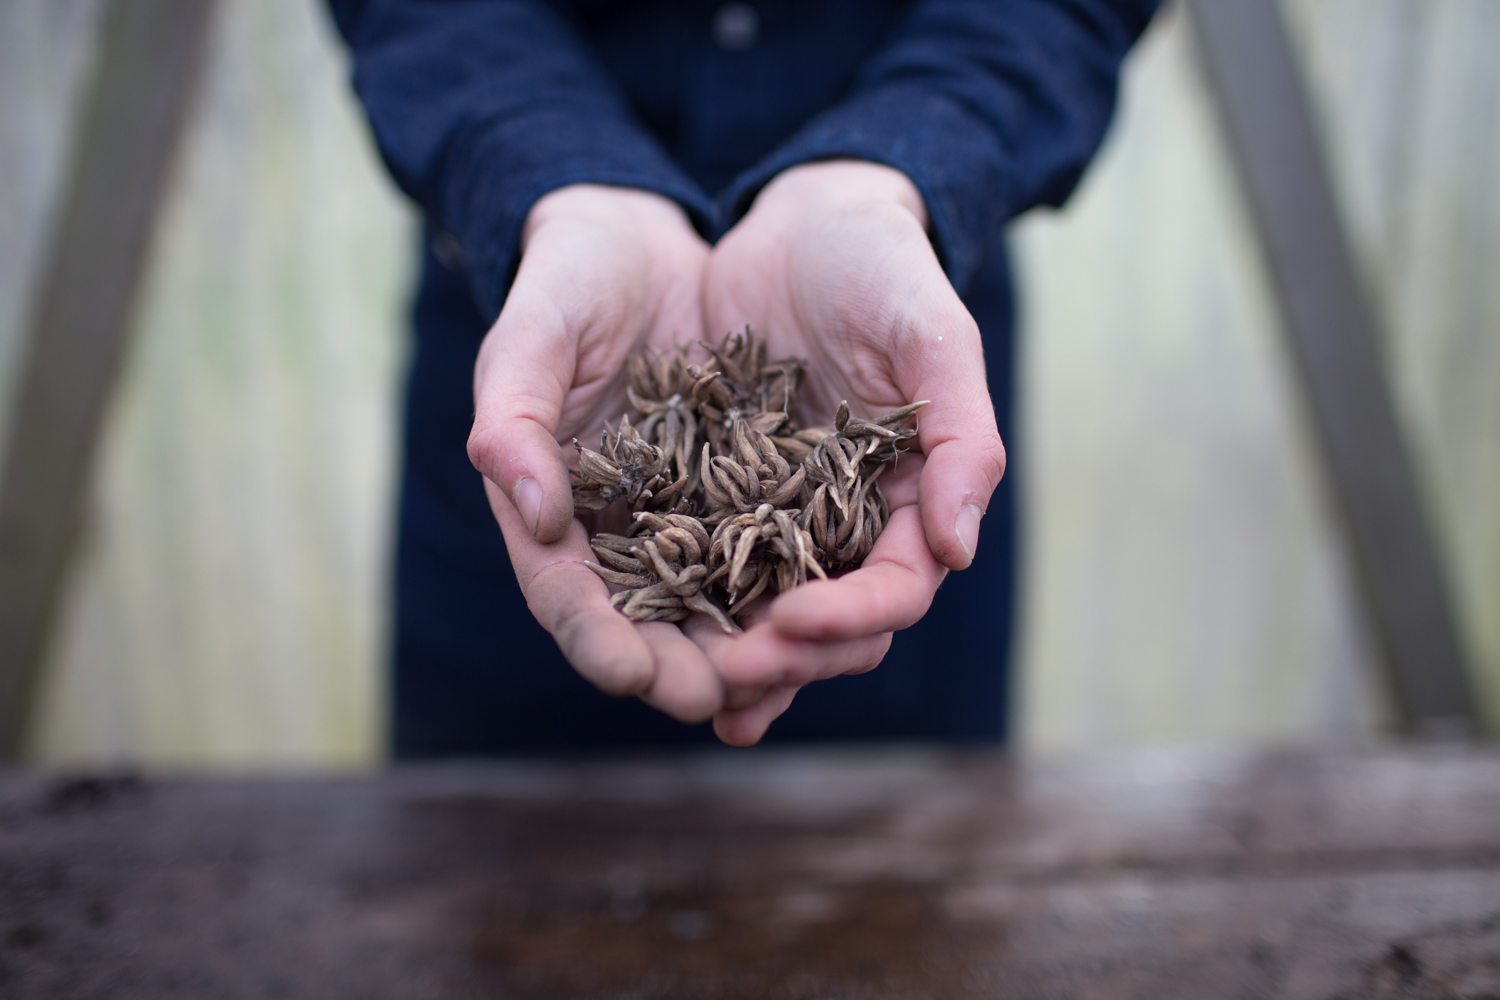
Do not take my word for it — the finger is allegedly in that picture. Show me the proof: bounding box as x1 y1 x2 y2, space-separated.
467 295 578 545
485 480 655 697
769 505 946 640
896 297 1007 571
708 603 772 708
635 622 724 723
713 685 800 747
683 616 893 690
723 685 769 710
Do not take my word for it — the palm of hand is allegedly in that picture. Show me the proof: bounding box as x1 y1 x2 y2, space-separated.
525 221 708 458
703 202 923 429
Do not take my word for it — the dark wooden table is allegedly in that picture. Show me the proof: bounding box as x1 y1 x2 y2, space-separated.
2 748 1498 999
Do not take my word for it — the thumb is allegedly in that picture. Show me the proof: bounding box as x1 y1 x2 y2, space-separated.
902 309 1007 571
466 306 578 544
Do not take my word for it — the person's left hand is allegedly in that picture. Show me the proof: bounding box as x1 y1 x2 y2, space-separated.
696 160 1008 745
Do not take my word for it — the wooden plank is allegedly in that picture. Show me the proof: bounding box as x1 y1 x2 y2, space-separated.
0 0 216 756
1 750 1497 998
1187 0 1481 736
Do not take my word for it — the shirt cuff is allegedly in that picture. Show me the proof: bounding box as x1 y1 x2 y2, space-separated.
445 111 717 320
716 86 1014 295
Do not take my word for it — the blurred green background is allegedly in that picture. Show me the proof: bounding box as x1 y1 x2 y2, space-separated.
2 0 1496 766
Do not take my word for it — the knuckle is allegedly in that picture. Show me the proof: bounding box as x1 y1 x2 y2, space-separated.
597 665 652 698
853 634 894 674
894 301 979 357
465 423 499 477
647 668 724 724
565 628 652 697
970 430 1008 491
466 421 530 487
978 434 1002 488
869 570 922 629
867 632 894 666
664 694 719 725
519 556 575 603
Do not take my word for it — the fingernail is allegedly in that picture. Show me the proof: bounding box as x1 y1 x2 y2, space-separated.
955 503 983 562
514 477 542 537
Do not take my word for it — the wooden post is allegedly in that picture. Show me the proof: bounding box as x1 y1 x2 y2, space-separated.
1189 0 1480 736
0 0 217 756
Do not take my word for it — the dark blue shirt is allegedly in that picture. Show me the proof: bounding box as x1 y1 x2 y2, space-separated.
329 0 1155 753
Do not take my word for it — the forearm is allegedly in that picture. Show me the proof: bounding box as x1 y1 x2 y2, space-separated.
719 0 1159 291
327 0 713 318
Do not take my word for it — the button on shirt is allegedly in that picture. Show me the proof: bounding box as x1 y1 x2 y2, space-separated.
328 0 1157 753
712 2 760 50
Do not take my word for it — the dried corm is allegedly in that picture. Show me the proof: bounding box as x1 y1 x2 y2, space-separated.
574 327 926 632
572 416 688 513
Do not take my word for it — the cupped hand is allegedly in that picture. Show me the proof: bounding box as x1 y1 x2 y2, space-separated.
699 161 1008 743
467 185 725 723
466 184 900 732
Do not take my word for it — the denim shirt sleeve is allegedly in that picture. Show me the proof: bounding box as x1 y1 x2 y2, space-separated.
718 0 1159 293
327 0 716 320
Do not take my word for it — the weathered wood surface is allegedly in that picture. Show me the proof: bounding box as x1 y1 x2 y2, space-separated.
2 749 1498 999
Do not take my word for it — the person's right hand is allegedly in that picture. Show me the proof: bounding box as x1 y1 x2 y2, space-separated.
465 185 727 723
467 184 891 730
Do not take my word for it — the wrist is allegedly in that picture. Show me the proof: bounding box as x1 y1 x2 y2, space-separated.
523 183 698 249
752 160 928 229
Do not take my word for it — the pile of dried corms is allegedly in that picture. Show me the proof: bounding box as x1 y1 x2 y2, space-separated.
573 327 925 633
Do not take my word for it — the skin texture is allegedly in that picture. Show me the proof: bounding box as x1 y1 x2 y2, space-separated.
467 163 1006 745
